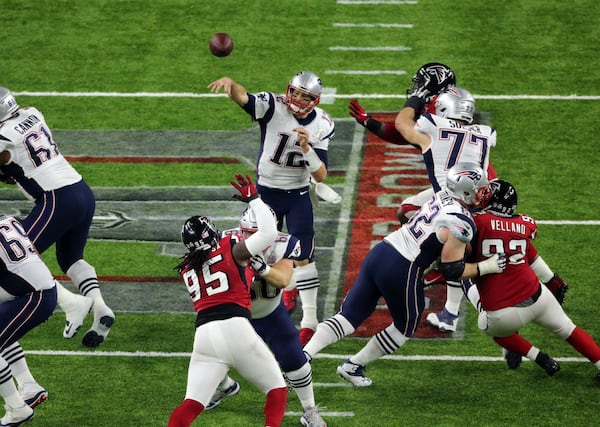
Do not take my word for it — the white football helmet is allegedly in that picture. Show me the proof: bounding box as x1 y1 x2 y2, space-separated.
239 206 277 234
286 71 322 115
435 87 475 124
446 163 488 206
0 87 19 122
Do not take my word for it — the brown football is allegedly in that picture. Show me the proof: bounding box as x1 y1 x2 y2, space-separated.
209 33 233 57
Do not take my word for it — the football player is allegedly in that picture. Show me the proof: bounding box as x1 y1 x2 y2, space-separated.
470 180 600 380
168 174 287 427
0 215 57 426
303 164 506 386
350 64 498 333
395 84 500 333
207 206 326 427
0 87 114 347
208 72 336 345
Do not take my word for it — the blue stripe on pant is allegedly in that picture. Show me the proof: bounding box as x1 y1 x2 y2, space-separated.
0 287 58 351
340 241 425 337
21 180 95 272
252 302 307 372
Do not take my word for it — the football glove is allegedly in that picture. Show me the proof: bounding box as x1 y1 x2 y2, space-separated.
544 274 569 305
230 174 258 203
477 253 507 276
249 254 270 276
349 99 370 126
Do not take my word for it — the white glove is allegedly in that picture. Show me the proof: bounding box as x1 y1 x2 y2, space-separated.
249 254 271 277
477 253 506 276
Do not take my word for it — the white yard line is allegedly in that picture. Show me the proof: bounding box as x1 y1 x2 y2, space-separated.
13 91 600 100
24 349 588 363
332 23 413 28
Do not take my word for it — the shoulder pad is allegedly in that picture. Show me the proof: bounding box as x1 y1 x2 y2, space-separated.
435 211 475 243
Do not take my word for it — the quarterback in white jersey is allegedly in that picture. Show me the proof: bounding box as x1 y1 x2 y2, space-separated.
0 87 114 348
209 72 335 346
0 215 57 425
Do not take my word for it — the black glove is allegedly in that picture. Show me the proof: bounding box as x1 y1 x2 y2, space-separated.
249 254 270 276
230 174 258 203
544 274 569 305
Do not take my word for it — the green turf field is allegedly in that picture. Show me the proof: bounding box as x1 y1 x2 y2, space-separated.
4 1 600 426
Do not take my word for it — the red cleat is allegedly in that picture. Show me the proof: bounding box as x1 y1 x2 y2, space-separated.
423 271 446 287
299 327 315 346
282 288 298 313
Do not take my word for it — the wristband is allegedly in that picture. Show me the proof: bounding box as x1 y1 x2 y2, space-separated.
365 118 385 135
403 96 427 112
303 147 323 173
258 264 271 277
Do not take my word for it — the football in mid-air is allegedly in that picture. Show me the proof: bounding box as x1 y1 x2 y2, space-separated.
209 33 233 57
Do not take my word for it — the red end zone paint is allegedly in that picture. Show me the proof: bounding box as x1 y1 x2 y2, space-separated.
344 113 450 338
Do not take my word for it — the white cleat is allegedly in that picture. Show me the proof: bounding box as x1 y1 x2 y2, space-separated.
426 308 458 333
336 359 372 387
206 381 240 410
18 382 48 409
62 294 93 339
300 405 327 427
1 403 34 427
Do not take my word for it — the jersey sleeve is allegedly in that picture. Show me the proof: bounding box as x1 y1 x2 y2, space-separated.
435 211 476 243
311 110 335 151
414 113 438 141
244 91 274 122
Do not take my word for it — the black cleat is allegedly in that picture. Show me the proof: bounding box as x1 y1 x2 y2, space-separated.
535 352 560 376
505 351 522 369
82 315 115 348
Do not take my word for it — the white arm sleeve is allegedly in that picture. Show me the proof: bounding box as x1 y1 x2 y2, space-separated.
530 255 554 283
243 198 278 256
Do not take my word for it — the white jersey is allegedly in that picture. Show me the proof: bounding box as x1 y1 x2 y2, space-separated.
0 107 81 197
246 92 335 190
222 227 301 319
384 190 476 267
416 113 496 191
0 215 56 303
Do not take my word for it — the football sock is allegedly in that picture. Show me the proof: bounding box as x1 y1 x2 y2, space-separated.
566 326 600 363
167 399 204 427
264 387 287 427
67 259 102 300
1 342 35 387
299 287 318 330
444 282 464 315
303 314 354 358
352 323 408 366
284 362 315 410
0 358 22 408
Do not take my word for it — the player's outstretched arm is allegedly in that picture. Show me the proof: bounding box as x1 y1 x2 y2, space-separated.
207 77 249 106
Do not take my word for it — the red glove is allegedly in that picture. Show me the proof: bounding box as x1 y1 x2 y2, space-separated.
230 174 258 203
544 274 569 305
349 99 369 126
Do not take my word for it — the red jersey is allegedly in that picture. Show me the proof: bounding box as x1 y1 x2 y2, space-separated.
180 234 252 314
471 211 540 311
